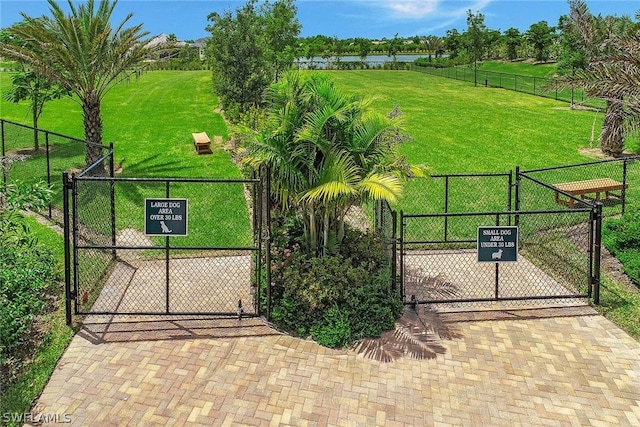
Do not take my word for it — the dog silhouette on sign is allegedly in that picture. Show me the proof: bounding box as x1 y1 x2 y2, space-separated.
160 221 172 233
491 249 503 260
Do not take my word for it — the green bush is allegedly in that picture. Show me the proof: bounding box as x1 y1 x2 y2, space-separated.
603 210 640 285
0 243 60 358
269 222 402 348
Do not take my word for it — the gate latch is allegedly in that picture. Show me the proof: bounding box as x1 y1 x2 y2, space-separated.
237 299 244 319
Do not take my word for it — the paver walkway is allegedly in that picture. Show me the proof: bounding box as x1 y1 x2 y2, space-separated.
27 306 640 426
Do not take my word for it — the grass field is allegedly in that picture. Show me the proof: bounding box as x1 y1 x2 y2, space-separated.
324 69 610 213
1 70 253 248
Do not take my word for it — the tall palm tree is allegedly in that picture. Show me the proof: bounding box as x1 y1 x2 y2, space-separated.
555 0 637 156
0 0 162 169
242 71 425 256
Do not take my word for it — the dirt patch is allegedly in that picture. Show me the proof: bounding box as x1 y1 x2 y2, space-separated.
3 145 59 157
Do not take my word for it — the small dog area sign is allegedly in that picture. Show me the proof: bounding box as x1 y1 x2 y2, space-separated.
477 226 518 263
145 198 188 236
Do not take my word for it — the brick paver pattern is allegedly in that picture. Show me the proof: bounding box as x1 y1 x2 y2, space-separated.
29 308 640 426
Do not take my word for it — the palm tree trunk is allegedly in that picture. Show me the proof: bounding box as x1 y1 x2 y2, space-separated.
599 97 625 157
82 91 106 174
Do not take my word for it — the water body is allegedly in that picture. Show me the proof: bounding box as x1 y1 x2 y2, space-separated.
294 54 433 68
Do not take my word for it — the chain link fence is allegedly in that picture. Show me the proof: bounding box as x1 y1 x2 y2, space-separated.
66 152 268 318
400 208 595 310
409 64 604 110
1 118 100 219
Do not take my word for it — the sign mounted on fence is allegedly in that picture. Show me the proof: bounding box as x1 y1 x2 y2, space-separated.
145 198 188 236
477 226 518 263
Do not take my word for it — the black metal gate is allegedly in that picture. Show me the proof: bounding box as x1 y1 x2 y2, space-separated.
396 168 611 308
63 152 270 323
399 207 600 307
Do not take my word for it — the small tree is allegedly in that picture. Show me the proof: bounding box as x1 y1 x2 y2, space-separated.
206 0 300 121
387 33 403 64
3 68 68 151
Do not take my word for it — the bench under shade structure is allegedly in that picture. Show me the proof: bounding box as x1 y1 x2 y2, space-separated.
192 132 212 154
553 178 627 208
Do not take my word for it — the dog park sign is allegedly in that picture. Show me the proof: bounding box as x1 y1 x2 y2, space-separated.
145 198 188 236
477 226 518 263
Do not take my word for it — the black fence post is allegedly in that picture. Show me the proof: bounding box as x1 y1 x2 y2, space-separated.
514 166 521 227
63 172 73 326
391 210 398 297
593 202 603 305
45 132 52 218
109 143 116 258
622 159 628 216
1 120 6 186
265 167 272 321
399 210 405 302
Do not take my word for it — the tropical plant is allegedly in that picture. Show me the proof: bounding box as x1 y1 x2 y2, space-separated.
0 0 162 170
241 71 425 256
422 35 443 62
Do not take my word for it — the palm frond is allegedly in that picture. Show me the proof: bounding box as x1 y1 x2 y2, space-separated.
351 307 456 363
358 173 403 202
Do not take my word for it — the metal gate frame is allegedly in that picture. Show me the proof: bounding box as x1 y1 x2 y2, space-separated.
399 206 601 306
63 158 271 324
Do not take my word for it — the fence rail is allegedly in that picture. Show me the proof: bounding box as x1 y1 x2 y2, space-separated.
1 118 101 220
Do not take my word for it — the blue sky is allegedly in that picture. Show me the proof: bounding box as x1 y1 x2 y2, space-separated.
1 1 638 41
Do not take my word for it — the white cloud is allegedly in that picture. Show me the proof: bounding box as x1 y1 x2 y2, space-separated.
384 1 439 19
376 0 494 21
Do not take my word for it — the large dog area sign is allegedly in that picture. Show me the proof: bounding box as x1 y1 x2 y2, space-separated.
477 226 518 263
145 198 188 236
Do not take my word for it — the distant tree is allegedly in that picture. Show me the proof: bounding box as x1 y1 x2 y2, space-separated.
3 68 68 151
484 29 502 58
464 10 487 65
503 27 522 60
354 37 372 61
464 10 487 85
525 20 556 62
206 0 300 121
444 29 462 59
387 33 403 63
262 0 301 81
0 0 160 170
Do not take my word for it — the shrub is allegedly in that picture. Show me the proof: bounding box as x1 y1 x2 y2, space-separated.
268 220 402 348
0 242 60 357
603 210 640 285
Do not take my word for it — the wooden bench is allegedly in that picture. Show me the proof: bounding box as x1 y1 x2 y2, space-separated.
192 132 212 154
553 178 627 207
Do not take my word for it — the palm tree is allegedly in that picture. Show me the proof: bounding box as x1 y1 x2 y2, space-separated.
0 0 162 170
555 0 637 156
242 71 425 256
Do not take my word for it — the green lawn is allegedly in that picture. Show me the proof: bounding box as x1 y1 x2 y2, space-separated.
1 70 253 248
477 60 559 77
